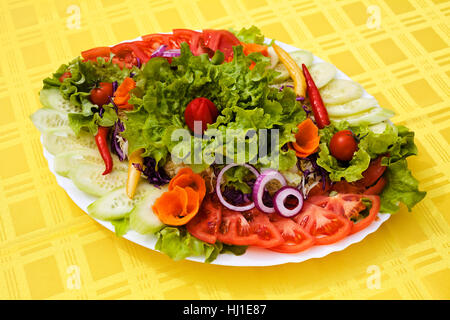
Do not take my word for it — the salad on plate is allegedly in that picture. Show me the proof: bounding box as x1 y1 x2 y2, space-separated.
31 26 426 263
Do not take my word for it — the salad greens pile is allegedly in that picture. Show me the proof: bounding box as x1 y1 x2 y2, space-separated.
123 42 305 172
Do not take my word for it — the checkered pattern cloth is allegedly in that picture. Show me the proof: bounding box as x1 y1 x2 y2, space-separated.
0 0 448 299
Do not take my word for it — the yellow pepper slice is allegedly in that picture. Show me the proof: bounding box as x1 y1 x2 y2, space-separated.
126 148 144 199
272 43 306 98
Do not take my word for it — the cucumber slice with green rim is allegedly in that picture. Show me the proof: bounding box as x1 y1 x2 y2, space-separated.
54 149 128 177
68 163 128 197
129 185 167 234
320 79 363 105
332 107 395 126
326 98 379 117
272 63 290 83
39 88 82 114
42 130 97 155
289 50 314 68
87 181 158 221
30 108 69 133
309 62 336 89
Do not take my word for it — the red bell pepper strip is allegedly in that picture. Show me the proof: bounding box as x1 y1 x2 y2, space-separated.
302 64 330 129
95 126 113 175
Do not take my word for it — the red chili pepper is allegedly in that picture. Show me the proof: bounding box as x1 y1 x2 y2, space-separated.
302 64 330 129
95 126 113 175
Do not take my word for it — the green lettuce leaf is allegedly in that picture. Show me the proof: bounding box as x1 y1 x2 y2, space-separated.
317 142 371 182
154 227 247 263
122 42 306 180
380 160 426 213
231 26 266 45
111 218 130 237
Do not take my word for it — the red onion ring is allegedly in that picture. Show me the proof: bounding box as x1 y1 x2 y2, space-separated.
215 163 259 211
273 186 304 218
252 169 287 214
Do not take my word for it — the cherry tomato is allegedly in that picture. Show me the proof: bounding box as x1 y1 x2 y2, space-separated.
329 130 358 161
184 97 219 134
58 71 72 83
89 82 113 106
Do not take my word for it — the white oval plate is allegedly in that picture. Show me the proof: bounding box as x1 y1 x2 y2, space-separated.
40 37 390 266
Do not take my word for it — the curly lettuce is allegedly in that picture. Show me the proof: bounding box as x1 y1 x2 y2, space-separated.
122 42 305 174
155 227 246 263
317 121 426 213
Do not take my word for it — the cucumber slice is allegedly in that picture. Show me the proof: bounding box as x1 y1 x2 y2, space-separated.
42 130 97 155
129 185 167 234
87 182 158 221
68 163 128 197
326 98 379 117
309 62 336 89
320 79 363 105
267 46 279 69
39 88 82 113
272 63 290 83
290 50 313 68
31 108 69 133
333 107 395 126
54 149 128 177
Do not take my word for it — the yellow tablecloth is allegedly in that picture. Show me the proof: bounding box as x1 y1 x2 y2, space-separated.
0 0 449 300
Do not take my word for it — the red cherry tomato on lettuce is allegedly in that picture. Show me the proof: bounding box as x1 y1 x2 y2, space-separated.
90 82 113 106
329 130 358 161
184 97 219 134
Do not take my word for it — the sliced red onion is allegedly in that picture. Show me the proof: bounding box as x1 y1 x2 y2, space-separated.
150 45 168 58
111 120 126 161
161 49 181 57
112 81 118 94
273 186 304 218
216 163 260 211
252 169 287 214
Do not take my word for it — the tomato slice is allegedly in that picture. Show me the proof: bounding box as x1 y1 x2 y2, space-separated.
268 215 315 253
216 208 283 248
308 194 380 234
81 47 110 62
186 195 222 244
294 202 352 245
142 33 179 50
361 156 387 187
217 209 259 246
202 30 240 61
364 177 387 195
